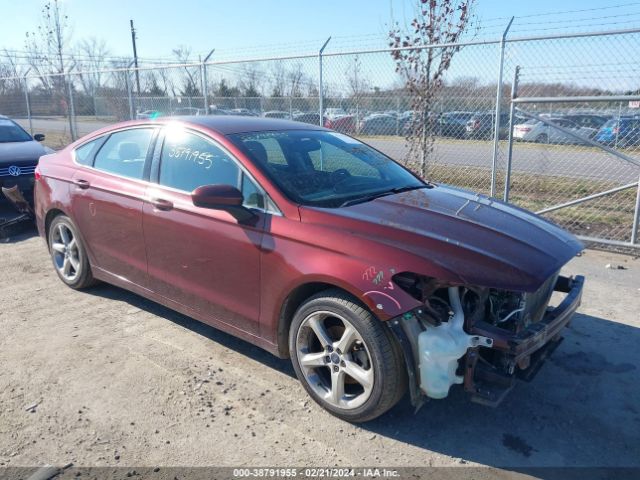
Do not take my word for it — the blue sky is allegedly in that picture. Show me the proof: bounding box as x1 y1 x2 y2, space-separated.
1 0 640 60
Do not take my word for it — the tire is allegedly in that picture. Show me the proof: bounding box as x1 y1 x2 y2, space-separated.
289 289 407 423
535 133 548 143
48 215 97 289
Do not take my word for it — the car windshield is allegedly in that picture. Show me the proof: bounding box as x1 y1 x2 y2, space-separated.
229 130 425 208
0 119 32 143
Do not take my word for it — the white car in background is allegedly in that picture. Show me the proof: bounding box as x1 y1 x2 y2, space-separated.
513 117 598 145
324 108 346 120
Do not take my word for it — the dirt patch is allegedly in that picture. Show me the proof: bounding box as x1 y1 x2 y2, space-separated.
0 233 639 469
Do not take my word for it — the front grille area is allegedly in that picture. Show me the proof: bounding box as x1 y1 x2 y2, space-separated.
0 165 37 178
522 271 560 324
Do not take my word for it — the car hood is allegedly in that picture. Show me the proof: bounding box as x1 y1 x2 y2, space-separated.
300 185 583 292
0 141 50 165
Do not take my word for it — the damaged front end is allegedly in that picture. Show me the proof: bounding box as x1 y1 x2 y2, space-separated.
388 272 585 408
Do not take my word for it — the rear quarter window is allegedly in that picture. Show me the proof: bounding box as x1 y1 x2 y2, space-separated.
93 128 154 180
74 139 101 166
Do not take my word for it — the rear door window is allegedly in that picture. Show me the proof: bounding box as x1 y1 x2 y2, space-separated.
93 128 154 180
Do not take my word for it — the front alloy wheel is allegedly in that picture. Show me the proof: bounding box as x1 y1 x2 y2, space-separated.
296 311 374 410
289 290 406 422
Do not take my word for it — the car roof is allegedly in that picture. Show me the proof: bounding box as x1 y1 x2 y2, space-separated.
167 115 327 135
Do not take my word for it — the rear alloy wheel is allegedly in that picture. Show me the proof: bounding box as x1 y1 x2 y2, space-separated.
289 289 406 422
535 133 549 143
48 215 97 289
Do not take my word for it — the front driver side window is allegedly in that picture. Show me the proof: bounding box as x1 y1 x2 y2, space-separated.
160 128 266 209
159 130 240 192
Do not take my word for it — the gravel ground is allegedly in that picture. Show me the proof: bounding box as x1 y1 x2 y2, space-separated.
0 228 639 470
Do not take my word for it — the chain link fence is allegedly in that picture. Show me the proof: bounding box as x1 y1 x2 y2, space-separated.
1 27 639 248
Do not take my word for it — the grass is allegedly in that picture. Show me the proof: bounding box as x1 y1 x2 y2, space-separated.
42 132 73 150
424 163 637 242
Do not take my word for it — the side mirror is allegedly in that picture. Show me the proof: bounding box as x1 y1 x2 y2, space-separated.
34 133 45 142
191 184 256 223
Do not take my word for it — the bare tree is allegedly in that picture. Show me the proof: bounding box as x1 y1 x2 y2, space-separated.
0 51 27 115
24 0 72 91
172 46 200 96
270 62 287 97
389 0 475 178
74 37 110 94
237 64 263 97
347 55 370 121
0 50 27 92
287 62 305 97
143 70 166 96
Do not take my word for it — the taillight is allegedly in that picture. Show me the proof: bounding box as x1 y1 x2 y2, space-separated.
473 120 480 128
613 127 620 134
34 166 42 181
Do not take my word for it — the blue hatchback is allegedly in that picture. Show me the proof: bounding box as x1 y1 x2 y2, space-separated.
594 116 640 147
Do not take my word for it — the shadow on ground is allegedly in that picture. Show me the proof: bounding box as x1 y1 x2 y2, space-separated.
81 282 640 468
0 203 37 243
85 283 296 378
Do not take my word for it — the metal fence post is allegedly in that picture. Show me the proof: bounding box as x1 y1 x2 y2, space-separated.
490 16 514 197
67 74 77 141
503 65 520 202
632 176 640 245
318 37 331 126
22 73 33 135
126 60 135 120
201 49 214 114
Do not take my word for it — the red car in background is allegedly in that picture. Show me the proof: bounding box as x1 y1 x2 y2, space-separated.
324 114 356 134
34 116 584 422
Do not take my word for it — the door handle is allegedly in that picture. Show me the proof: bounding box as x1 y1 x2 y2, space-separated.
149 198 173 211
73 179 90 189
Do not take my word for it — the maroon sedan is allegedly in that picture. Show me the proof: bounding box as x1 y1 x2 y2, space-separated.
34 116 584 422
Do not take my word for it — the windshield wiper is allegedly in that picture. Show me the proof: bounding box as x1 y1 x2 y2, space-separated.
340 184 429 207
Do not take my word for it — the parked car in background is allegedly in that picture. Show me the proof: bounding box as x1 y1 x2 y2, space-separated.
34 116 584 422
230 108 258 117
136 110 163 120
172 107 204 117
513 117 598 144
264 111 291 119
324 108 346 119
293 112 326 126
437 111 475 138
0 115 51 202
325 115 356 134
564 114 608 133
465 112 511 140
359 114 399 135
594 116 640 147
208 107 230 116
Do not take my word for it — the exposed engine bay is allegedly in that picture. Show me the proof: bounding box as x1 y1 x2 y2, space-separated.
389 271 584 407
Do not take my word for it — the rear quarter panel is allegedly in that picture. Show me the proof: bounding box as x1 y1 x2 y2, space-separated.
35 151 76 240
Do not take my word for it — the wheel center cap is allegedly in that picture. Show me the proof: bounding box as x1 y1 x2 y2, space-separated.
330 352 340 365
